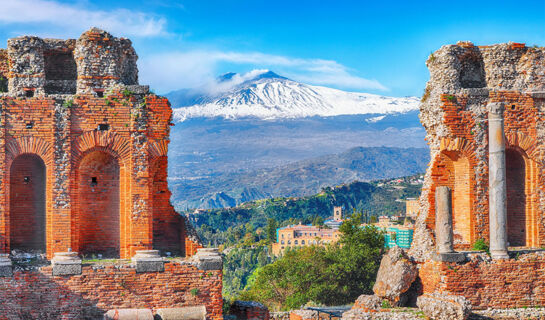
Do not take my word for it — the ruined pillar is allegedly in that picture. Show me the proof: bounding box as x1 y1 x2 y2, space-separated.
435 186 454 253
434 186 465 262
488 102 509 260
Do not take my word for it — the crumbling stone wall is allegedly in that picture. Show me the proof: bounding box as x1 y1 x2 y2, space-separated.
0 28 217 318
419 252 545 310
0 28 201 259
6 28 137 97
409 42 545 309
0 49 7 92
0 261 223 319
411 42 545 261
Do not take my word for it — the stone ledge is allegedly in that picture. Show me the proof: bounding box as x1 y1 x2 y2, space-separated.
190 248 222 271
51 252 82 276
0 254 12 277
125 84 149 95
131 250 164 273
103 309 153 320
156 306 206 320
432 252 466 263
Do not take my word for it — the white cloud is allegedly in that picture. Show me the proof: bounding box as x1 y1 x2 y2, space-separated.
0 0 166 37
139 50 387 93
205 69 269 95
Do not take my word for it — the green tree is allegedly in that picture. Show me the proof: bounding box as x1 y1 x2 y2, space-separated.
265 218 279 243
239 213 385 310
312 215 325 227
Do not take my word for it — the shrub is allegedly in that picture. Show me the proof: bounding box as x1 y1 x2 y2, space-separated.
472 238 489 253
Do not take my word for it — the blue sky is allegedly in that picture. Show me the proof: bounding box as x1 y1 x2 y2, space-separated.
0 0 543 96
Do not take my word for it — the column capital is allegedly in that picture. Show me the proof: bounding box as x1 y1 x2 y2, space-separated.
488 102 505 116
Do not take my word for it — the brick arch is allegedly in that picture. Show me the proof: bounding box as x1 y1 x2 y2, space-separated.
427 137 477 249
71 131 131 258
504 133 539 247
4 137 53 255
148 139 169 158
5 136 53 166
439 137 476 158
71 131 131 166
505 132 539 163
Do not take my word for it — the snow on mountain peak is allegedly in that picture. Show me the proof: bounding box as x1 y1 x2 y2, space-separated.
169 70 420 122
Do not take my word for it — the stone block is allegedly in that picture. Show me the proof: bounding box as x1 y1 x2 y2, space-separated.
156 306 207 320
290 309 318 320
132 250 164 273
192 248 222 271
103 309 153 320
373 247 417 307
432 252 466 263
125 84 150 94
416 291 472 320
52 252 82 276
0 254 12 277
352 294 382 312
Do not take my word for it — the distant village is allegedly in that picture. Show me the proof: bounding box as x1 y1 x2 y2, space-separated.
271 199 418 255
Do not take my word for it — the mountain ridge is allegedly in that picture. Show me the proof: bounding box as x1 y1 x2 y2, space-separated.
169 146 429 210
166 70 420 121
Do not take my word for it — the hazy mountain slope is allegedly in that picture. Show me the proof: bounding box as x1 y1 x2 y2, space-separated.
165 71 427 211
169 146 429 210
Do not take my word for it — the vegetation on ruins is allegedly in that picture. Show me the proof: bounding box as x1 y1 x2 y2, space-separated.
472 238 489 253
0 76 6 93
237 213 385 310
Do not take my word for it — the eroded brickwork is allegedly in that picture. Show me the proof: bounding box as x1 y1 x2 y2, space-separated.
412 42 545 260
412 42 545 309
419 253 545 310
0 261 222 319
0 49 7 92
0 28 219 318
0 29 199 259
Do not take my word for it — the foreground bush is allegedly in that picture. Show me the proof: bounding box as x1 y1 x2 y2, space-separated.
238 213 385 310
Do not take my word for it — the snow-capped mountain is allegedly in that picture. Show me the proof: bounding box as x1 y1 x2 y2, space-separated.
167 71 420 121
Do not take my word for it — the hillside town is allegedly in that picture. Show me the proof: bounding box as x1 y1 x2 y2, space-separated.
272 204 415 255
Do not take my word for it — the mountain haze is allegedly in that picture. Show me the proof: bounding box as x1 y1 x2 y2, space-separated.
165 71 427 210
169 146 428 210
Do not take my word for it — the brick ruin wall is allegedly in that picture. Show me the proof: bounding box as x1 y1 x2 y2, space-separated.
0 91 198 258
419 252 545 310
0 261 222 319
411 42 545 309
0 28 216 318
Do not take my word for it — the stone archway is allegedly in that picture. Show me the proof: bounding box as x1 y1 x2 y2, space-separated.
77 150 120 257
9 154 46 251
438 151 473 245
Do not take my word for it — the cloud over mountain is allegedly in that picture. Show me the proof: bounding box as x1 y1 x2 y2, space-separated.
166 70 418 121
140 52 387 93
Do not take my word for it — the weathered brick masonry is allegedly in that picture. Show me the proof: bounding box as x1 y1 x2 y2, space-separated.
0 261 222 319
411 41 545 309
0 28 219 318
419 253 545 309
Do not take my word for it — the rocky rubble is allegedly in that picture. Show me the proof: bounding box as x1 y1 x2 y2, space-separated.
416 291 472 320
352 295 382 312
471 307 545 319
372 247 418 306
342 308 424 320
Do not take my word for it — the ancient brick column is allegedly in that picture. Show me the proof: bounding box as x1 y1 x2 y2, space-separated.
435 186 454 253
488 102 509 260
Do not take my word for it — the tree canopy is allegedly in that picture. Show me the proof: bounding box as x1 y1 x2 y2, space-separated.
238 213 385 311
